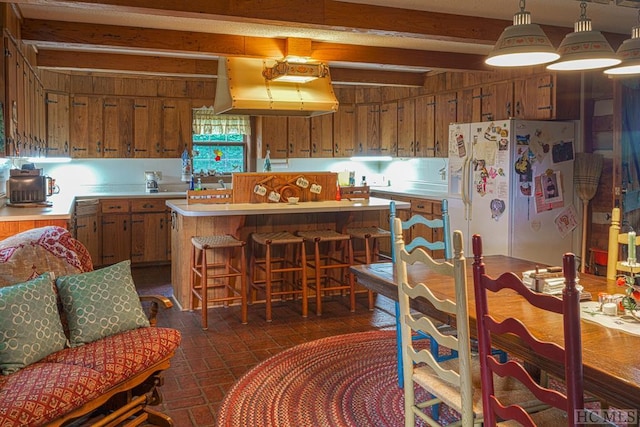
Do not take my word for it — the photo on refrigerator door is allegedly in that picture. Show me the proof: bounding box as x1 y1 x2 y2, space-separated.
534 171 564 213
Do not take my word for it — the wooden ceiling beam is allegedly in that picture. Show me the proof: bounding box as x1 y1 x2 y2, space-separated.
35 49 426 85
22 19 488 71
36 49 219 76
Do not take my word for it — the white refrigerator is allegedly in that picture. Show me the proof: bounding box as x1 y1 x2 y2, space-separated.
447 119 577 266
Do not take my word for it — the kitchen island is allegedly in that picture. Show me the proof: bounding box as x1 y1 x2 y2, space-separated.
166 197 409 310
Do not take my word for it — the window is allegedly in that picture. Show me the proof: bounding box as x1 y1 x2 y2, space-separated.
191 108 250 175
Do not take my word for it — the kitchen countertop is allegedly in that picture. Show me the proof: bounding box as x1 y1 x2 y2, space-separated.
0 189 187 222
369 185 448 199
166 197 410 217
0 183 446 222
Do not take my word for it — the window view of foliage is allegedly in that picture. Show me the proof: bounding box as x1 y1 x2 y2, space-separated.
192 134 245 175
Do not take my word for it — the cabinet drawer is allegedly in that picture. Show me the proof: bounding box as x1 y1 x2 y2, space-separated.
410 199 434 214
101 199 131 213
131 199 166 213
76 199 99 215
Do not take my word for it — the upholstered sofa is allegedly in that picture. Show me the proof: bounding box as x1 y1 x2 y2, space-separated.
0 226 181 426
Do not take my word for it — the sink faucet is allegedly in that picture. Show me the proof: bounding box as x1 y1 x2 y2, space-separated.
218 179 226 189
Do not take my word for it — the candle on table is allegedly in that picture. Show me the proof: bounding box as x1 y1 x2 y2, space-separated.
629 231 636 264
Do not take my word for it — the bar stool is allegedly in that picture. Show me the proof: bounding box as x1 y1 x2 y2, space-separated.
249 231 307 322
346 226 391 310
297 229 355 316
190 235 247 329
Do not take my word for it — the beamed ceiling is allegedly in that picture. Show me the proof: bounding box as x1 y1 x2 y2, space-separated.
3 0 639 86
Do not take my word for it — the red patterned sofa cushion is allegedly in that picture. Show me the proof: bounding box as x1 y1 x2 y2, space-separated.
43 327 182 385
0 362 108 427
0 327 181 427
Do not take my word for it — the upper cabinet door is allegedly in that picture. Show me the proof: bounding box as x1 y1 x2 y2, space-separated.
434 92 457 157
70 95 103 158
380 101 397 157
333 104 357 158
287 117 311 158
161 99 191 158
261 116 288 159
102 97 132 158
46 93 70 157
356 103 379 155
133 98 163 158
310 114 334 158
415 95 435 158
397 98 415 157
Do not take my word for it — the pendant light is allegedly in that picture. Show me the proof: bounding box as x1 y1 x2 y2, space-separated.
605 10 640 76
547 1 620 71
485 0 558 67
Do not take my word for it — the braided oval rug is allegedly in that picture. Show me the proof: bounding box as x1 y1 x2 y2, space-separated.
216 330 458 427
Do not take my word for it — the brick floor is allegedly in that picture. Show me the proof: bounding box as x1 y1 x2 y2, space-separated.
132 265 396 427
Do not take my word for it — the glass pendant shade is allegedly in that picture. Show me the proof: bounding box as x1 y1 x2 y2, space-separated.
486 8 559 67
605 26 640 75
547 3 620 71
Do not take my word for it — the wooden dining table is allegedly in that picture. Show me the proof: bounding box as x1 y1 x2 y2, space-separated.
351 255 640 411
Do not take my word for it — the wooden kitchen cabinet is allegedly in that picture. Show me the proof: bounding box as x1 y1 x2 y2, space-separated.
161 98 191 158
379 101 397 157
130 199 170 263
474 81 514 122
457 88 474 124
132 98 163 157
356 103 379 155
415 95 435 158
102 97 132 158
333 104 358 157
101 199 131 266
287 117 311 158
434 92 457 157
46 92 70 157
310 113 333 157
70 95 103 158
260 116 288 158
397 98 415 157
74 199 100 265
513 73 579 121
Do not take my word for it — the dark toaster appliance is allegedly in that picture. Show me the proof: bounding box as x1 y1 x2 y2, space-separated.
8 169 51 204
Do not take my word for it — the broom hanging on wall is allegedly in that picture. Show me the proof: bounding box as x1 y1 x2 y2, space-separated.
574 153 603 273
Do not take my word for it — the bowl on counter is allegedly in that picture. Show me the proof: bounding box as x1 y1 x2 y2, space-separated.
287 197 299 205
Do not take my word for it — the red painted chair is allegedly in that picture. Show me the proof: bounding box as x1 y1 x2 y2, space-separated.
472 234 612 426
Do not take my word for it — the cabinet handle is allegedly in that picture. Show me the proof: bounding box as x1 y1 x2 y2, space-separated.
123 220 128 231
143 203 154 208
73 146 87 151
134 148 148 152
506 101 512 117
160 218 165 229
538 105 553 111
93 221 97 232
312 143 317 153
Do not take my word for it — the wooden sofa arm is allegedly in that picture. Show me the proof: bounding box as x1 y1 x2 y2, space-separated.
139 295 173 326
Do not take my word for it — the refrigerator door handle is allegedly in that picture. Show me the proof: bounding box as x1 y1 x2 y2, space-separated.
461 156 472 220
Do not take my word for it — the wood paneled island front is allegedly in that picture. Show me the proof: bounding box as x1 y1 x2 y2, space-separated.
166 197 409 310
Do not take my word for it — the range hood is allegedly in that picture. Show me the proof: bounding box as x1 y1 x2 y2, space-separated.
213 57 339 117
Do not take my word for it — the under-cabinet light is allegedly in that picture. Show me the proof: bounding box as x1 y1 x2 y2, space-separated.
349 156 393 162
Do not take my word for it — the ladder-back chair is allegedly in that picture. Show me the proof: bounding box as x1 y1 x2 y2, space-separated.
472 235 613 426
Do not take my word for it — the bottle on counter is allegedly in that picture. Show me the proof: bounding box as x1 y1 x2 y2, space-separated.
195 178 202 191
263 149 272 172
336 182 341 201
360 176 367 186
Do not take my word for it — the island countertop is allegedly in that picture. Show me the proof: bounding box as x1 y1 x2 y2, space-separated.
165 197 409 217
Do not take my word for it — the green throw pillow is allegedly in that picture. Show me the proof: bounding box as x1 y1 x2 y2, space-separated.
56 260 149 346
0 273 68 375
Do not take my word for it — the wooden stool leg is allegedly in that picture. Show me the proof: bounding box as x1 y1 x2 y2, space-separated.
265 243 272 322
347 239 356 312
200 247 209 330
240 245 248 324
314 239 322 316
300 242 308 318
190 244 198 311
